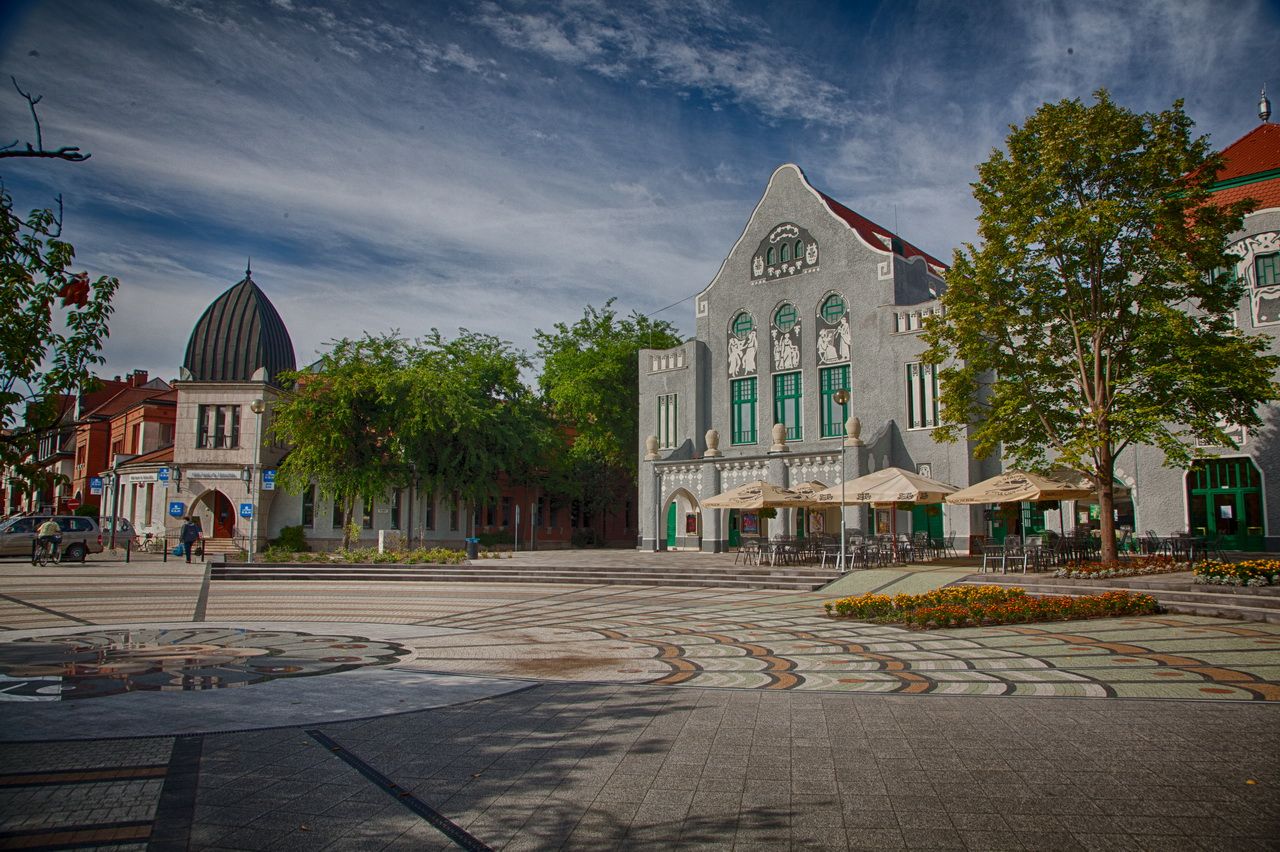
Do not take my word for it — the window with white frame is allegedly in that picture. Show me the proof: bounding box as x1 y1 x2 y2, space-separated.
906 362 939 429
657 393 678 449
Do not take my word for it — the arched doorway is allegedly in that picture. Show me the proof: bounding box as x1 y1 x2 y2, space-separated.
194 489 236 539
664 489 701 550
1187 458 1265 551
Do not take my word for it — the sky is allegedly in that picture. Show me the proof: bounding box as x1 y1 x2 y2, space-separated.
1 0 1277 382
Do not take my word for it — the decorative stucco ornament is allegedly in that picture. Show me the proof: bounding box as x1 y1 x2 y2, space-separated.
644 435 660 460
769 422 789 453
704 429 722 457
845 416 864 447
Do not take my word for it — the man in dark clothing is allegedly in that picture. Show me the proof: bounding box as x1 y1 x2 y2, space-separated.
179 517 202 563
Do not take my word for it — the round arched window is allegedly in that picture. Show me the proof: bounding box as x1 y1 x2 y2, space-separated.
732 312 754 338
780 243 790 262
766 247 775 265
795 240 804 260
774 304 797 332
820 294 846 323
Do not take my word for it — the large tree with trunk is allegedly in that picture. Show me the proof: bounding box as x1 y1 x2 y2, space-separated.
922 90 1279 562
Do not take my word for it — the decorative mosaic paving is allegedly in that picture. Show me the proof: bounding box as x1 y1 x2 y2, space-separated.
0 627 411 701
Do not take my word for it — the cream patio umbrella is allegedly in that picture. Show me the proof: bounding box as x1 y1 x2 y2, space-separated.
701 480 811 510
811 467 960 561
1049 468 1132 504
945 469 1093 505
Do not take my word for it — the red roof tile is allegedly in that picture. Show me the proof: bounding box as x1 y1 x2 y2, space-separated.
81 387 171 420
117 444 174 467
1211 178 1280 212
1212 123 1280 182
815 190 949 271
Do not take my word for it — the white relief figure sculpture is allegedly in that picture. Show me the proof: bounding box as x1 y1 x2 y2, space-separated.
741 329 758 375
816 315 851 364
773 328 800 371
805 241 818 265
727 335 745 376
753 255 764 277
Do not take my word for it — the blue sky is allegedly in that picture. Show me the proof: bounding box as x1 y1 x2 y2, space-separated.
1 0 1277 381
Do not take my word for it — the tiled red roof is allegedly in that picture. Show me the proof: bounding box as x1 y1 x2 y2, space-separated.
1212 123 1280 182
1211 179 1280 212
815 190 949 271
81 387 170 419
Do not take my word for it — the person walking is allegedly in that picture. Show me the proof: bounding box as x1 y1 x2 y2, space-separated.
179 516 202 564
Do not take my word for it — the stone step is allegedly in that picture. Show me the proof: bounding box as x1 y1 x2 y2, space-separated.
209 563 837 591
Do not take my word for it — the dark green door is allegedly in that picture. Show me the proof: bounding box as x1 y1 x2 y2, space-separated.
665 502 677 548
911 504 944 540
728 510 741 548
1188 458 1265 550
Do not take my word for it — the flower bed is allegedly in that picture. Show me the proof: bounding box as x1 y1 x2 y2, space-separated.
1193 559 1280 587
260 546 467 565
824 585 1160 629
1052 555 1188 580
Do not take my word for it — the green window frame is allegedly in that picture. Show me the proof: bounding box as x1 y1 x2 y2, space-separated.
766 247 775 265
732 312 754 337
906 362 939 429
362 496 374 529
774 303 797 331
657 393 678 449
780 242 790 262
795 240 804 260
820 365 850 438
731 377 757 445
1257 253 1279 287
773 371 802 441
820 294 845 323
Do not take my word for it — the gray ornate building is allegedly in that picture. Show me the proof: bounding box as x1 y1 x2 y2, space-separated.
639 128 1280 553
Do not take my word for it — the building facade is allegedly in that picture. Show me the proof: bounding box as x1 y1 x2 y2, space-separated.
639 122 1280 553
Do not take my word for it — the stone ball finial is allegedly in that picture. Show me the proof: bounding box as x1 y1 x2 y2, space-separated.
704 428 722 457
644 435 660 460
845 415 864 447
769 422 789 453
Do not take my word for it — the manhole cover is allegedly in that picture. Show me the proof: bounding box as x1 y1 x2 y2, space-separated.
0 627 412 701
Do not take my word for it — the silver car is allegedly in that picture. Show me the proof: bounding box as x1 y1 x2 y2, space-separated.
0 515 104 562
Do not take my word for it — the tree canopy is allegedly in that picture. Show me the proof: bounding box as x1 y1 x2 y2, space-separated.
270 330 547 547
535 300 682 520
922 90 1279 561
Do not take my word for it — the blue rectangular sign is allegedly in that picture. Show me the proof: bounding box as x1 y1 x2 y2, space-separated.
89 477 103 496
262 469 276 491
157 467 169 483
239 503 254 519
169 501 186 518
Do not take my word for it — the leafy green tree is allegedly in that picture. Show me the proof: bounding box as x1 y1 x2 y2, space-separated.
271 330 547 548
535 299 682 523
922 90 1279 562
270 335 410 549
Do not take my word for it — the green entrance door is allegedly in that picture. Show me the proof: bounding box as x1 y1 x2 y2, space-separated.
728 510 741 548
665 502 677 548
1188 458 1265 550
911 504 944 540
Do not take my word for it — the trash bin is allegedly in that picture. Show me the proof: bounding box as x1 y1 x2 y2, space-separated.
465 537 480 560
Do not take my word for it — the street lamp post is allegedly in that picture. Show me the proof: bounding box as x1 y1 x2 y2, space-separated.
833 388 850 572
248 399 266 562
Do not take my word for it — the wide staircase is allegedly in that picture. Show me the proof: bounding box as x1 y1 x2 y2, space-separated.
200 538 243 556
952 572 1280 624
210 550 841 592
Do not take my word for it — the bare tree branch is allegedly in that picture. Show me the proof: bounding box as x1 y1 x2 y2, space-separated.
0 77 90 162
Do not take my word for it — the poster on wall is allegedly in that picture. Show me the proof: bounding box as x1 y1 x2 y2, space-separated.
742 512 759 535
685 513 698 534
809 511 824 533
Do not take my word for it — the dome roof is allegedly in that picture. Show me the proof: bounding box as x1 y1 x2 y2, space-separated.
182 268 296 383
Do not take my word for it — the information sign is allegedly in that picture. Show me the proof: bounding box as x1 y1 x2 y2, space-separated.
89 477 103 496
262 469 276 491
157 467 170 483
239 503 254 519
169 501 186 518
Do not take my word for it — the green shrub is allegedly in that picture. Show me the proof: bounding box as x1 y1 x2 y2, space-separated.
572 528 600 548
272 524 309 552
477 531 513 547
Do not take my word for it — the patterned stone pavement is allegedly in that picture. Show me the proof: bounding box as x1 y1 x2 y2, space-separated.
1 557 1279 849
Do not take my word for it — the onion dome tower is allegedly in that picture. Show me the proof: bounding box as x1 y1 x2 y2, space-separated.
181 262 296 384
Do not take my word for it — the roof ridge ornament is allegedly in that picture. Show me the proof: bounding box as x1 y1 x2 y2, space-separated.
1261 84 1271 123
245 256 252 279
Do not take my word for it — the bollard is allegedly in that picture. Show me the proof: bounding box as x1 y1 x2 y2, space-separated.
464 537 479 560
162 535 168 563
125 536 131 564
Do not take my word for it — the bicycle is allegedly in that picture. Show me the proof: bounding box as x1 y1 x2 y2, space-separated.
32 536 63 567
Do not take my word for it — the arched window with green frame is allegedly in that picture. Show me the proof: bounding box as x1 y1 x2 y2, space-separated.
820 294 846 323
732 311 754 338
766 247 775 265
780 242 790 262
774 303 797 332
795 240 804 260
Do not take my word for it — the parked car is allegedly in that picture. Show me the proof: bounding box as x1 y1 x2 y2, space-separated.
0 515 104 562
98 516 137 547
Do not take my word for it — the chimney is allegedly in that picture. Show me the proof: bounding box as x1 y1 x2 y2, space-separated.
129 370 149 387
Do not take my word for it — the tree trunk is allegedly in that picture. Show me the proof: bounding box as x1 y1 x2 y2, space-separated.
341 499 354 551
1097 442 1118 563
